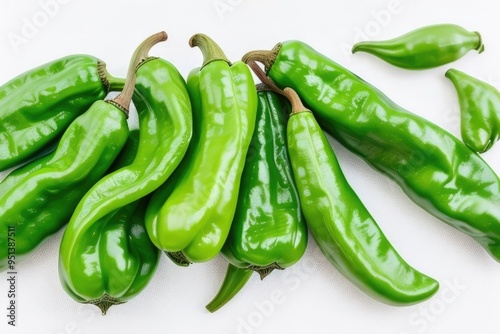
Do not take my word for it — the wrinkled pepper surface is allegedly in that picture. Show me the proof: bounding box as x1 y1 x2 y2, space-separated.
207 85 307 312
0 68 131 271
60 32 192 312
59 129 158 315
146 34 257 265
283 87 438 305
0 55 125 171
243 40 500 262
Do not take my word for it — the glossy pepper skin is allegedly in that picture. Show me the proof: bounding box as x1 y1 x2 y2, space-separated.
0 55 125 171
59 130 159 315
243 40 500 262
60 32 192 311
282 88 438 305
352 24 484 69
206 264 253 313
59 32 191 251
207 86 307 312
146 34 257 265
0 98 129 272
223 86 306 274
446 68 500 153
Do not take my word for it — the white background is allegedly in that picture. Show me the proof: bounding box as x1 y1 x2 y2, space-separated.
1 0 500 333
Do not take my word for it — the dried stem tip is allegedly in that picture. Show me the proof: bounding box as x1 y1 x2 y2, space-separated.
111 31 168 114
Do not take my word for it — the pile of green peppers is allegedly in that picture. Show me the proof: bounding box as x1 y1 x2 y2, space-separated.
1 23 500 315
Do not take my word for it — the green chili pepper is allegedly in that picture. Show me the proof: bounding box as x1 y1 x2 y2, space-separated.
244 40 500 262
0 70 132 272
282 87 438 305
60 32 192 311
206 85 307 312
445 68 500 153
0 55 125 171
351 24 484 69
145 34 257 266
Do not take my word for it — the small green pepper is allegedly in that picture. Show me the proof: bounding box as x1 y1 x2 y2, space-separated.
145 34 257 265
446 68 500 153
244 40 500 262
352 24 484 69
282 87 438 305
0 55 125 171
206 85 307 312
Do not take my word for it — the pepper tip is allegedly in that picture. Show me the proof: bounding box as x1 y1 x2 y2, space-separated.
158 31 168 42
188 33 204 48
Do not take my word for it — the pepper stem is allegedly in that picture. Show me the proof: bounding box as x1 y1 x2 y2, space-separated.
189 33 230 68
110 31 168 115
107 76 127 92
242 43 281 71
97 60 126 92
283 87 311 115
255 83 271 91
246 61 309 116
247 61 284 95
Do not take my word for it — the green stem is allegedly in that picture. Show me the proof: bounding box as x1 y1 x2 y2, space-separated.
97 60 126 92
474 31 485 53
111 31 168 115
189 33 230 68
206 264 253 313
107 76 127 92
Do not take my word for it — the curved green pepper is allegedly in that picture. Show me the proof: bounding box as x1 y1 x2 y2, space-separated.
446 68 500 153
0 55 125 171
0 86 131 272
59 146 159 315
283 88 438 305
146 34 257 265
223 86 306 275
244 40 500 262
352 24 484 69
57 128 141 314
206 264 253 313
60 32 192 311
207 86 307 312
60 191 158 314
